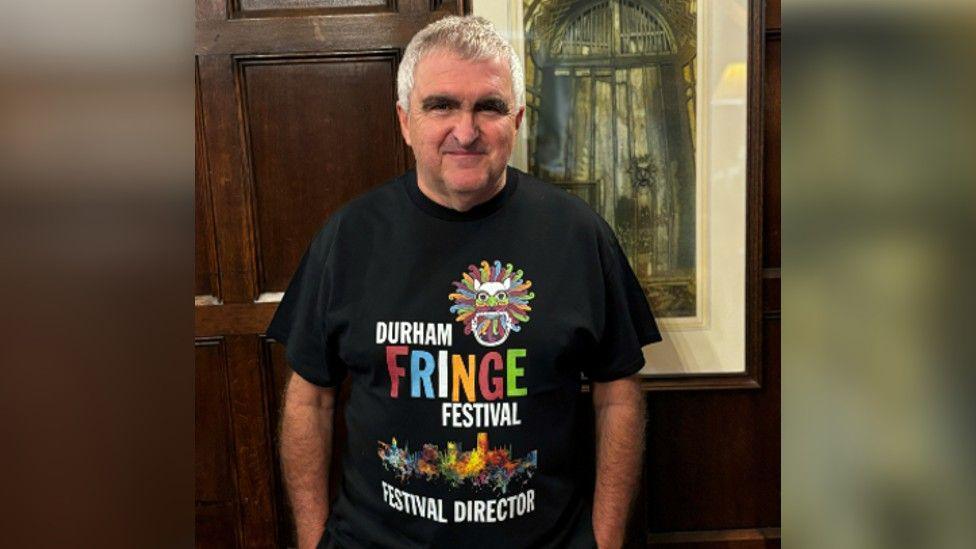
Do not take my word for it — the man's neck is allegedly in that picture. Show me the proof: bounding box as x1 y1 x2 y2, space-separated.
416 171 507 212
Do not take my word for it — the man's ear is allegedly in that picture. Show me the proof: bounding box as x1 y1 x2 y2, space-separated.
514 105 525 131
396 103 412 147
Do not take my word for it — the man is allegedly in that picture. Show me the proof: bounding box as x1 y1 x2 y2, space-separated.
269 16 661 549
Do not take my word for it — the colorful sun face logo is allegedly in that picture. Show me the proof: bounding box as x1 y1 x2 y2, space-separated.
449 260 535 347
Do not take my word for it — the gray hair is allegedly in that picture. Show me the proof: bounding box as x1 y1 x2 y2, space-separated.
397 15 525 111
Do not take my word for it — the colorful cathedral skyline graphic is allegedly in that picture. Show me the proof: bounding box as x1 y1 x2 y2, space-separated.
378 432 537 494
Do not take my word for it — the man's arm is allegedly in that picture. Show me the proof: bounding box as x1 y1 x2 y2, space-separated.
591 373 646 549
279 371 337 549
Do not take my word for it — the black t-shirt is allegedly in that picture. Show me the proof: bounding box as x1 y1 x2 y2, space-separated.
267 166 662 549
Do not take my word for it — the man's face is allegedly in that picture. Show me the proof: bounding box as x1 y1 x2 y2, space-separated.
397 48 524 202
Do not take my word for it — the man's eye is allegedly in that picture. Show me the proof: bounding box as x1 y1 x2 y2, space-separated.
427 103 452 111
476 103 508 114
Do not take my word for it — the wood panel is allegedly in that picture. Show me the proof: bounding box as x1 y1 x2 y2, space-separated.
644 319 780 532
195 339 240 547
241 54 404 291
225 335 279 547
197 0 227 21
762 269 780 319
762 35 781 269
196 503 241 549
233 0 392 19
196 62 220 298
765 0 781 33
647 527 781 548
198 55 260 303
198 12 459 56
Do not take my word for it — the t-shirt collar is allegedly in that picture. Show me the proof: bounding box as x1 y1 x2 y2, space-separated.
402 166 519 222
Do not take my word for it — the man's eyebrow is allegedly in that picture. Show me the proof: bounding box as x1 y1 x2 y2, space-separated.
420 95 461 109
474 97 511 110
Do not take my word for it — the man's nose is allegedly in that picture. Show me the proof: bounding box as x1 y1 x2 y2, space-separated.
451 110 479 147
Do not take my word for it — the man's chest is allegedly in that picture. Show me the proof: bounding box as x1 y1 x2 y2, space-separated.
328 249 605 391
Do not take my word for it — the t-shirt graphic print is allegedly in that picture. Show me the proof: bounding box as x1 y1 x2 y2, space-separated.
376 261 539 525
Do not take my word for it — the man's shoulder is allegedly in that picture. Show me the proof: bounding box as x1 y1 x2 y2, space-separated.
327 172 412 225
512 168 612 234
305 173 407 249
338 173 409 219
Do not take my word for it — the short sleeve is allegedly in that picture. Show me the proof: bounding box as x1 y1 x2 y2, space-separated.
266 223 347 388
583 224 663 382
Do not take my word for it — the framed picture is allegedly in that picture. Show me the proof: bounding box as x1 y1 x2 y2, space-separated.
475 0 765 387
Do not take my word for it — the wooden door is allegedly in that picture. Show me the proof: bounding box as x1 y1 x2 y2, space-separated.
194 2 469 546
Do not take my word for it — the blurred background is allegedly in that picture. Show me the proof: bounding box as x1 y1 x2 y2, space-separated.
0 0 974 547
0 1 193 547
785 1 976 548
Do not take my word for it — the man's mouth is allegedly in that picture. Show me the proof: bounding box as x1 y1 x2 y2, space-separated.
471 311 511 347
